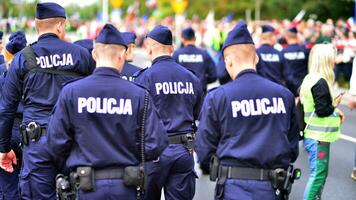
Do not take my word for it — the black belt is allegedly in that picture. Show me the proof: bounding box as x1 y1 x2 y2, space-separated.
94 167 124 180
168 133 194 144
220 166 271 181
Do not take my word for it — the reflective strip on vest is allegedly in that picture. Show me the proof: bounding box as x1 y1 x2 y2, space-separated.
304 112 339 118
306 125 339 133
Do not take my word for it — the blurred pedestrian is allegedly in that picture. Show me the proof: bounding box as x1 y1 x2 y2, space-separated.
300 44 344 200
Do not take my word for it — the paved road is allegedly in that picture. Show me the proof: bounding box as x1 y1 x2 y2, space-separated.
133 49 356 200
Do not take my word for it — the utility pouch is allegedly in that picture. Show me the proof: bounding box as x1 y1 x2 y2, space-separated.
123 166 145 187
20 124 28 146
77 167 95 192
209 155 220 181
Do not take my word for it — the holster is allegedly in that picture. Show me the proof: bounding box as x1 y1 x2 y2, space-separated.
19 122 44 146
123 165 146 188
76 167 95 192
209 155 220 181
56 174 76 200
215 166 228 199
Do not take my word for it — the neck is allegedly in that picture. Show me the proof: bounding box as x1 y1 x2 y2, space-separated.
183 41 195 46
231 65 255 80
287 39 298 45
96 61 122 72
151 53 170 62
38 31 58 38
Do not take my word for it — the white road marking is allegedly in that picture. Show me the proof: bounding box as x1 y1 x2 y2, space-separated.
340 134 356 143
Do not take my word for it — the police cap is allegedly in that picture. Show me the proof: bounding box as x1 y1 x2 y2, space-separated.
261 25 275 33
36 3 66 20
221 21 254 54
122 32 137 45
147 25 173 45
288 27 298 34
74 39 94 53
182 27 195 40
6 31 27 55
96 24 127 49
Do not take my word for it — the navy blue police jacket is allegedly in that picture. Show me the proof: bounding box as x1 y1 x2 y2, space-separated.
0 63 23 148
121 62 141 81
195 69 299 169
0 55 4 65
173 45 217 93
256 44 288 86
281 44 309 96
0 63 24 115
47 67 168 168
134 55 204 136
0 33 95 152
216 52 231 85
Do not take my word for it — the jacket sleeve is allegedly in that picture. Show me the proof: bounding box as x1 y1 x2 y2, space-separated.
143 94 168 161
195 92 221 163
0 54 25 152
205 52 217 83
288 97 300 163
311 78 334 117
47 86 74 168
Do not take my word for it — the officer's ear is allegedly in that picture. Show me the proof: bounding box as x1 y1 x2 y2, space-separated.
254 53 259 66
92 48 97 62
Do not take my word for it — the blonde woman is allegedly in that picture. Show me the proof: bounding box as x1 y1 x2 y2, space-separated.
300 44 344 200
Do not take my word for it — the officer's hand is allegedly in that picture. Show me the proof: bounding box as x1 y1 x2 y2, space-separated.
0 150 17 173
335 108 345 124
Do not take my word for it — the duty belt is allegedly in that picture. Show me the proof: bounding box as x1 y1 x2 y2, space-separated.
168 133 195 144
20 122 47 146
77 167 124 180
168 133 195 152
219 166 271 181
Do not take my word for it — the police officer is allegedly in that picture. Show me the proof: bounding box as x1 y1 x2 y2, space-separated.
74 39 96 65
195 22 299 200
134 25 203 200
173 27 217 93
216 52 231 85
47 24 168 200
121 32 141 81
0 3 95 199
0 31 4 65
0 31 27 200
256 25 288 86
74 39 94 54
282 27 309 96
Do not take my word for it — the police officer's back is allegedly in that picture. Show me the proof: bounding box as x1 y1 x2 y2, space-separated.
195 22 299 200
0 3 95 199
134 25 203 200
121 32 141 81
256 25 287 86
282 27 309 96
47 24 168 200
0 31 27 200
173 27 217 93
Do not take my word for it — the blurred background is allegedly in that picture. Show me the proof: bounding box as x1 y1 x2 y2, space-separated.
1 0 355 87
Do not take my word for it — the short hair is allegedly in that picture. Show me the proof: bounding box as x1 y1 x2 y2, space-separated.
260 32 274 41
224 44 256 61
35 17 65 31
94 43 126 59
